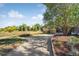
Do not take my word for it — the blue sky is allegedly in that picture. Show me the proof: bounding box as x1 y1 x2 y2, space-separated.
0 3 46 28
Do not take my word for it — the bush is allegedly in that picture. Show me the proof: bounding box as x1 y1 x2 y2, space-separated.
54 41 62 47
68 36 79 45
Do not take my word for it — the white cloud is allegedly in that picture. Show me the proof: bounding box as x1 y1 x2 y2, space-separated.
0 10 26 19
32 14 43 20
8 10 25 19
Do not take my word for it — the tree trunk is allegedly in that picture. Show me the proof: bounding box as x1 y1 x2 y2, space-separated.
63 26 68 35
63 19 68 36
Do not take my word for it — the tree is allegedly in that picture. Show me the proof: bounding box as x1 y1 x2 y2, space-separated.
31 24 41 31
0 28 4 32
18 24 27 31
4 26 17 32
27 26 31 31
43 3 79 35
41 20 56 34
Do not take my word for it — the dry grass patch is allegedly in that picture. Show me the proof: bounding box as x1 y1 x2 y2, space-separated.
0 31 43 37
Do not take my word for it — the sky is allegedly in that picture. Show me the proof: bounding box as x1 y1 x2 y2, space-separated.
0 3 46 28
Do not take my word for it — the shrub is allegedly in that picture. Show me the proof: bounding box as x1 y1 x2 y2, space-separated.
68 36 79 45
54 41 62 47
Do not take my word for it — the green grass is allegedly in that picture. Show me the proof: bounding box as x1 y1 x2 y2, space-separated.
0 37 25 45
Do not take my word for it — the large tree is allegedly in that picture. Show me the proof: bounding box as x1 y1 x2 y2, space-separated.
43 3 79 35
18 24 27 31
32 24 41 31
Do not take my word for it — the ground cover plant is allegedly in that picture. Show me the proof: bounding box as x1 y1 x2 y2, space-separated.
53 36 79 56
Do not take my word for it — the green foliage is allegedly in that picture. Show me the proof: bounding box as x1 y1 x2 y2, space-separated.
0 23 43 32
4 26 17 32
31 24 42 31
18 24 27 31
0 28 4 32
27 26 31 31
67 36 79 56
18 24 42 31
43 4 79 35
69 36 79 45
0 37 25 45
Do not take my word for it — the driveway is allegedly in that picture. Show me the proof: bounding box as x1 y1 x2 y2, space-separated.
7 35 53 56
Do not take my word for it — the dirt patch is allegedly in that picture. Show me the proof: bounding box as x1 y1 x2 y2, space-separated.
52 36 71 56
53 36 69 42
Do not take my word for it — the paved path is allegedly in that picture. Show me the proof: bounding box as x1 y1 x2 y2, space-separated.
7 36 53 56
